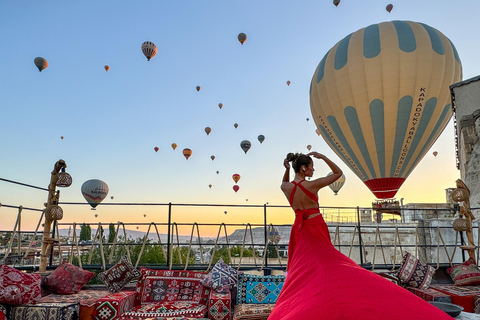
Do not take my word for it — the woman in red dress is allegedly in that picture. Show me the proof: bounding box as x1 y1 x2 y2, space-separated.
268 152 452 319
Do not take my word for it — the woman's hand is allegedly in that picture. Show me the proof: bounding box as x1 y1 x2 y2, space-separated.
284 158 291 169
307 151 324 160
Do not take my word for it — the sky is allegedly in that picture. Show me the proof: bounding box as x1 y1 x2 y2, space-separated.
1 1 480 234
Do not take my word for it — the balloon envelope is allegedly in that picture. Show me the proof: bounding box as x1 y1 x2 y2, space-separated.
183 148 192 160
205 127 211 135
433 151 438 157
141 41 157 61
238 33 247 45
386 4 393 12
104 65 110 71
333 0 340 7
327 172 346 195
232 174 241 183
211 155 215 161
81 179 109 209
287 81 291 86
171 143 177 150
218 103 223 109
307 145 312 151
196 86 201 92
240 140 251 154
310 21 462 199
154 147 159 152
233 185 240 192
234 123 238 129
34 57 48 72
258 135 265 144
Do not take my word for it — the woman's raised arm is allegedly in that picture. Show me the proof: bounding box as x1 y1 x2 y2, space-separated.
307 152 342 189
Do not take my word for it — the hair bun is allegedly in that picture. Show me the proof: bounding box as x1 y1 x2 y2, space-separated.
286 153 295 162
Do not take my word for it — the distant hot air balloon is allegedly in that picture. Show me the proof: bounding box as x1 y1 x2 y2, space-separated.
183 148 192 160
238 33 247 45
196 86 201 92
111 196 114 200
433 151 438 157
154 147 159 152
136 226 139 230
310 21 462 199
233 185 240 193
286 81 291 86
104 65 110 71
333 0 340 7
327 172 346 195
232 174 241 183
234 123 239 129
240 140 251 154
216 171 219 174
315 128 321 136
306 118 310 121
141 41 157 61
307 145 312 151
209 184 212 188
61 136 64 140
258 135 265 144
224 211 227 215
386 4 393 13
218 103 223 109
205 127 211 135
211 155 215 161
81 179 109 209
95 214 98 218
171 143 177 150
144 214 146 218
34 57 48 72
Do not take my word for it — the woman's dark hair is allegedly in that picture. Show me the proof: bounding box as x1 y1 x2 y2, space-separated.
286 153 312 173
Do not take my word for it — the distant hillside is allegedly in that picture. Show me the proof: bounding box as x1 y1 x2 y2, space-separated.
221 226 291 245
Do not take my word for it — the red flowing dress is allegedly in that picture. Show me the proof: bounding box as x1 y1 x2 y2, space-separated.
268 180 452 320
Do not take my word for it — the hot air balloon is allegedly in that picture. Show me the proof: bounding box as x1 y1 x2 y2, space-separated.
433 151 438 157
34 57 48 72
216 171 219 174
81 179 109 209
196 86 201 92
61 136 64 140
238 33 247 45
142 41 157 61
209 184 212 188
258 135 265 144
333 0 340 7
233 185 240 193
287 81 291 86
386 4 393 13
205 127 211 135
240 140 251 154
310 21 462 199
171 143 177 150
218 103 223 109
154 147 159 152
136 226 139 230
110 196 114 200
211 155 215 161
144 214 146 218
234 123 239 129
267 226 281 244
104 65 110 71
232 174 241 183
315 128 321 136
307 145 312 151
224 211 227 215
95 214 98 218
306 118 310 121
327 172 346 195
183 148 192 160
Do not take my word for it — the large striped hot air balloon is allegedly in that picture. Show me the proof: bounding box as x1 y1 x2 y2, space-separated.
327 172 346 195
81 179 109 209
310 21 462 199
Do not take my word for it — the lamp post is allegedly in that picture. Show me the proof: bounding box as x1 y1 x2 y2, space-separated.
39 159 72 273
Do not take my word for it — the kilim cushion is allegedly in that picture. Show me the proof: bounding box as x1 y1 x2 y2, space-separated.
135 268 209 306
447 258 480 286
10 302 79 320
232 304 274 320
396 252 434 289
98 255 142 292
236 274 284 304
94 290 136 320
43 261 95 294
0 264 41 305
120 301 207 319
202 257 238 293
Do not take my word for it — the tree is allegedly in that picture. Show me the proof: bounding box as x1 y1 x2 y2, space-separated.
266 243 278 258
108 223 116 243
80 223 91 241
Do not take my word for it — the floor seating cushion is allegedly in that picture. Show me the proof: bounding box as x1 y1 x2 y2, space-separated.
430 284 480 313
208 291 231 320
98 255 142 293
40 289 110 320
405 286 451 303
94 290 136 320
9 302 79 320
0 264 42 305
232 304 275 320
43 261 95 294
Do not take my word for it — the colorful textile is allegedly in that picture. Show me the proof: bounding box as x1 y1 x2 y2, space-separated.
406 286 451 303
209 291 231 320
232 304 274 320
119 302 207 319
236 274 284 304
40 290 110 320
447 258 480 286
202 257 238 293
43 261 95 294
268 212 453 319
98 255 142 293
10 302 79 320
95 290 136 320
396 252 435 289
474 295 480 314
0 264 41 305
135 268 209 306
430 284 480 313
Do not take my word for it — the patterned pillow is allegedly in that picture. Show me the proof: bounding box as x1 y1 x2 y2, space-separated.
233 304 275 320
396 252 434 289
0 264 41 305
202 257 238 293
43 261 95 294
236 274 285 304
135 268 209 306
447 258 480 286
98 255 141 292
